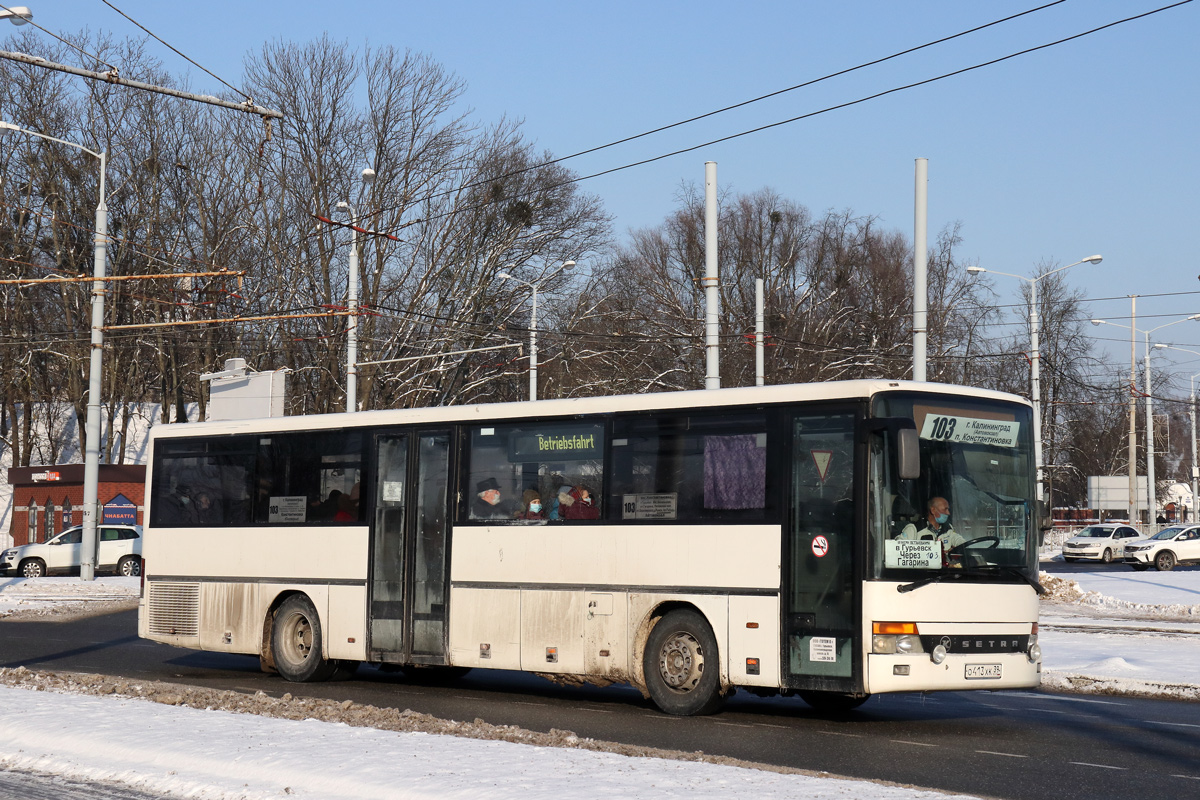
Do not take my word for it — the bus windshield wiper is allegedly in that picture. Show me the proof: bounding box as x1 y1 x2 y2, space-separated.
997 565 1047 595
897 573 948 593
965 564 1047 595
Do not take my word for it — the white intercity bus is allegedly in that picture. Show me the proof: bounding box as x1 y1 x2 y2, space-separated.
137 380 1044 715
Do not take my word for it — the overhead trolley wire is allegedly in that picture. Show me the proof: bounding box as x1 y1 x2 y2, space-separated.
98 0 253 105
367 0 1193 238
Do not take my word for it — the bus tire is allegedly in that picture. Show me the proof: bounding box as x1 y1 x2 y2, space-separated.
271 594 337 682
799 691 869 714
643 609 724 716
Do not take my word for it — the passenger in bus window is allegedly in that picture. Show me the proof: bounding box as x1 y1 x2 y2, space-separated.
472 477 509 519
193 491 221 525
516 489 546 520
311 490 342 521
561 484 600 520
334 484 361 522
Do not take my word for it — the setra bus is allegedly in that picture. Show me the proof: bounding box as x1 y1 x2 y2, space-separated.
137 379 1044 715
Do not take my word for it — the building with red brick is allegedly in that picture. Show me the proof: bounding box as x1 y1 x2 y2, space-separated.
6 464 146 546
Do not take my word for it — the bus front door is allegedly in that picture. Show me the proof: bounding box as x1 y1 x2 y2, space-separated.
370 430 454 664
784 411 861 694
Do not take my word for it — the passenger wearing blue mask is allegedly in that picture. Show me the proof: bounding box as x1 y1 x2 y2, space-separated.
900 496 963 548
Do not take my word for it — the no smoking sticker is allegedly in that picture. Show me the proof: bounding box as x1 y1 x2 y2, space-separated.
811 535 829 558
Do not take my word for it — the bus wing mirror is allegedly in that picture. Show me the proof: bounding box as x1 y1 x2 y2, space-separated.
897 428 920 480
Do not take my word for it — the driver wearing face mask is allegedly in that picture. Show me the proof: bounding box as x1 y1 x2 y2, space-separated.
900 496 963 548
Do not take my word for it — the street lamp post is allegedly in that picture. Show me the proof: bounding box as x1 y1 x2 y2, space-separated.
1092 314 1200 524
1150 343 1200 523
966 255 1102 506
335 168 375 413
497 260 575 401
0 120 107 580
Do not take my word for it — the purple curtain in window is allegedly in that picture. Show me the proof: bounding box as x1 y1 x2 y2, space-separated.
704 434 766 509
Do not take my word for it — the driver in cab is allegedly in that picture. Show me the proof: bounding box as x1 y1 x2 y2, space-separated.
901 496 965 553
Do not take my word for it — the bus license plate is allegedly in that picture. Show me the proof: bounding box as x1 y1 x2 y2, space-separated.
965 664 1002 680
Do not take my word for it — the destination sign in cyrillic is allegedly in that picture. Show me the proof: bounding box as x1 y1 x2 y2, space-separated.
920 414 1019 448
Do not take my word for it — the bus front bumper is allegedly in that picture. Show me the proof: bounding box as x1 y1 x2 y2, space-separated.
867 652 1041 694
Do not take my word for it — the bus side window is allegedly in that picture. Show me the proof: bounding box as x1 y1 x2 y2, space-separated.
465 423 605 523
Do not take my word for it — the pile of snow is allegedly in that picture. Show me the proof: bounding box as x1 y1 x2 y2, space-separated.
0 576 139 619
0 669 980 800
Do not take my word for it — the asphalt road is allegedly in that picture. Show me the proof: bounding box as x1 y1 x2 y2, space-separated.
2 607 1199 800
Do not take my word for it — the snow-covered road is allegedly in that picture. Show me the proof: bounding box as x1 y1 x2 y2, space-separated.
1 568 1196 799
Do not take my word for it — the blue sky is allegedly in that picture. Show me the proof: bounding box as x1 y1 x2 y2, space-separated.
11 1 1200 374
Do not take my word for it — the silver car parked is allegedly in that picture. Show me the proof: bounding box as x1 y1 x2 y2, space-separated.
0 524 143 577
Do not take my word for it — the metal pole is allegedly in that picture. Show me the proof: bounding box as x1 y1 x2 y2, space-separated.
755 277 764 386
346 207 359 413
913 158 928 382
1030 278 1043 505
1145 333 1155 522
704 161 720 389
1129 296 1138 527
1192 375 1198 522
529 285 538 401
80 150 107 581
0 49 283 119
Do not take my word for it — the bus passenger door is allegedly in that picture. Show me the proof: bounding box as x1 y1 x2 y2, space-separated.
369 429 454 664
371 434 409 657
784 411 860 693
407 430 453 663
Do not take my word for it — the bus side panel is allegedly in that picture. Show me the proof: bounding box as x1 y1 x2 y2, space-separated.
197 581 262 652
521 590 586 673
145 526 370 582
861 581 1041 694
450 525 781 589
727 595 781 687
327 584 368 660
448 587 522 669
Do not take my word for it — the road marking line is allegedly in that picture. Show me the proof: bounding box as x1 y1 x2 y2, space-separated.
572 707 613 713
1171 775 1200 780
714 721 755 728
513 701 546 706
976 751 1027 758
816 731 862 738
758 723 789 729
1070 762 1127 770
1147 720 1200 729
892 740 938 747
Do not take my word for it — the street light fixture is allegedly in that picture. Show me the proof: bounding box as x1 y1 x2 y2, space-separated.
1 119 107 580
497 260 576 401
1092 313 1200 523
334 167 375 413
966 255 1102 505
0 6 32 24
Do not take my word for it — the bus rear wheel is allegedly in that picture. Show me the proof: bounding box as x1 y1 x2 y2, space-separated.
272 594 337 682
643 609 724 716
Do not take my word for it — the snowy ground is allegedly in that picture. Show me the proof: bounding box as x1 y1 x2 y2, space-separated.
1 569 1197 799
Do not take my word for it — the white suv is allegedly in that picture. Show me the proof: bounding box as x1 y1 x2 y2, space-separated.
1061 524 1143 563
0 525 143 577
1123 525 1200 571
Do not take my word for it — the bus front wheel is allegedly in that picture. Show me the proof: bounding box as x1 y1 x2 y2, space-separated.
643 609 724 716
272 595 337 682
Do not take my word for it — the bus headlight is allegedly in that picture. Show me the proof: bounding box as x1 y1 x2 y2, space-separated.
872 623 923 655
930 644 948 664
1028 641 1042 663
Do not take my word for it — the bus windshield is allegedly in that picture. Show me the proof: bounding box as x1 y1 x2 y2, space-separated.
869 393 1037 583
